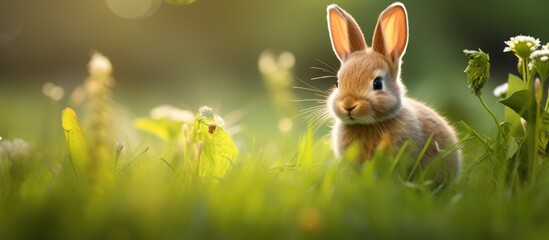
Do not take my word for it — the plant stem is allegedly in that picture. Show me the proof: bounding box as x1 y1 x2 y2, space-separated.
478 95 500 128
523 58 539 185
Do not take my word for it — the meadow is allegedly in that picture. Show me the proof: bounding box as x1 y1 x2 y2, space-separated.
2 1 549 239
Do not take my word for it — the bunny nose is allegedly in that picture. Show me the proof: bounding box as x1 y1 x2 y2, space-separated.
344 105 357 114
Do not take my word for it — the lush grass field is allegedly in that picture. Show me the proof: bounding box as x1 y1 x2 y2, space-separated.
1 43 549 240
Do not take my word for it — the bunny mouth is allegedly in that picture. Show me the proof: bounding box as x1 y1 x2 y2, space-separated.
340 115 377 125
347 111 355 120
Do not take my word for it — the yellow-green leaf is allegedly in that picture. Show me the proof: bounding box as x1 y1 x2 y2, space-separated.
194 116 238 178
62 107 89 171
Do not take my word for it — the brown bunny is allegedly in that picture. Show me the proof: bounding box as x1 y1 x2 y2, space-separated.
326 2 461 182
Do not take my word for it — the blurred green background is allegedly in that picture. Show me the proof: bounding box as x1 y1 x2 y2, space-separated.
2 0 549 144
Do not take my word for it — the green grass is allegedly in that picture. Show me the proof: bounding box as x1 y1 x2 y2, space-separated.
1 110 549 239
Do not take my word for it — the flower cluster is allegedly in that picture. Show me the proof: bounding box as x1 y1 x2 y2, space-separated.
503 35 549 81
464 49 490 96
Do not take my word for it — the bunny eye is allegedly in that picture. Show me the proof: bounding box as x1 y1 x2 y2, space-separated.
373 77 383 90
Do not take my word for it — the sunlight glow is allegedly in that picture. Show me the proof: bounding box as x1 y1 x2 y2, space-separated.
106 0 162 19
278 117 293 132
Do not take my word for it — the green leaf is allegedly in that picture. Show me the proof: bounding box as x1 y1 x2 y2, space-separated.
505 74 527 96
502 74 527 136
194 116 238 178
61 107 89 171
499 89 534 121
134 118 184 142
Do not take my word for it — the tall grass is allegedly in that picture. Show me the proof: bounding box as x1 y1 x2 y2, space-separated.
1 43 549 239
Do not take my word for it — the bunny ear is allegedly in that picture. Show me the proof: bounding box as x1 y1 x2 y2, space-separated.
372 2 408 63
327 4 367 62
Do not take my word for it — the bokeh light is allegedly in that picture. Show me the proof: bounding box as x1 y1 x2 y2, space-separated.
106 0 162 19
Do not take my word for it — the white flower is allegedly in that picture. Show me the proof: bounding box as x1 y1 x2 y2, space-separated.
493 83 508 98
543 43 549 51
531 49 549 61
0 138 30 162
504 35 540 59
151 105 195 123
530 49 549 79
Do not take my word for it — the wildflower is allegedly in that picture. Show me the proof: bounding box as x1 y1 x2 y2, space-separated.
493 83 508 98
42 82 65 101
0 138 30 162
0 138 31 181
464 49 490 96
503 35 540 59
85 51 115 183
530 49 549 80
199 106 225 127
88 51 112 77
151 105 195 123
543 43 549 51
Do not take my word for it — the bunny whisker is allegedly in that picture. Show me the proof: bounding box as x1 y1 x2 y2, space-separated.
297 105 328 120
311 75 337 81
295 78 330 95
314 59 338 73
296 106 330 132
293 86 329 96
291 99 326 104
297 105 326 115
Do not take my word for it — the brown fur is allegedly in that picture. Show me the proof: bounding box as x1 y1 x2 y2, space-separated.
326 3 461 183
